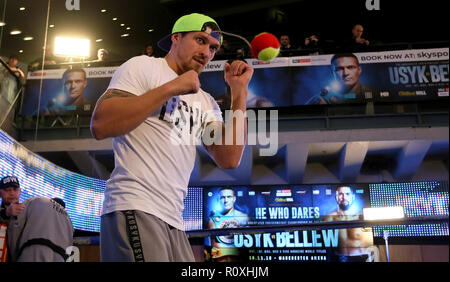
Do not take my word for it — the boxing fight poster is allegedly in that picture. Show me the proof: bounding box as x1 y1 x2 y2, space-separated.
203 184 377 262
21 67 116 115
200 48 449 106
20 48 448 116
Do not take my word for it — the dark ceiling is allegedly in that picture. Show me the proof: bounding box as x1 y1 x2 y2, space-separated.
0 0 448 63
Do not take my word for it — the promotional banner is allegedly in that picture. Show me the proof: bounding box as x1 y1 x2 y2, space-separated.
203 184 376 262
21 48 448 115
22 67 116 115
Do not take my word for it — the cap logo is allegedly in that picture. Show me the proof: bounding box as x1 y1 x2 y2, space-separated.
204 26 212 34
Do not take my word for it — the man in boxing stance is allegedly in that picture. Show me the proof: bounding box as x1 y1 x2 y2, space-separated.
91 13 253 262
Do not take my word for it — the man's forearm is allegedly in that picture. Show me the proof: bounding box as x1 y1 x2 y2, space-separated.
208 87 248 169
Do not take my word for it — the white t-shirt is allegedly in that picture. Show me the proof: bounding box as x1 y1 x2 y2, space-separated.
101 55 223 230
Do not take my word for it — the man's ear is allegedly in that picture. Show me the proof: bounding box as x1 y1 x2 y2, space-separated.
171 33 182 46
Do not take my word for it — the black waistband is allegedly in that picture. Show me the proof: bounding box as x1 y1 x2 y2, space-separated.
17 238 68 262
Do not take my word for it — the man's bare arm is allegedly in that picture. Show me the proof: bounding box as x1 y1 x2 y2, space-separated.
204 60 252 169
90 87 172 140
91 70 202 140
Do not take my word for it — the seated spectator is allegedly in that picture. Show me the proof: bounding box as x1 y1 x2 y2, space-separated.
342 24 371 52
97 48 110 62
279 34 296 57
216 39 232 55
302 32 322 55
143 44 155 57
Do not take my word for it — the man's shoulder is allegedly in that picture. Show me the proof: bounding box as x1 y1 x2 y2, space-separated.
123 55 161 67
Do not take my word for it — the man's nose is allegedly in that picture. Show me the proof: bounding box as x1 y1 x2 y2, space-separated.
199 44 210 58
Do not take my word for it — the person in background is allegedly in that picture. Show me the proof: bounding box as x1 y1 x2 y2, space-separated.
97 49 110 62
143 44 155 57
341 24 370 52
7 196 74 262
0 176 25 222
279 34 295 57
6 55 25 79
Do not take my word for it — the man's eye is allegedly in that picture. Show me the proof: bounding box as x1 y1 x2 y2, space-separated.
197 38 205 44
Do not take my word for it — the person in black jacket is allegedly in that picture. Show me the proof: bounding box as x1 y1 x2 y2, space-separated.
0 176 24 222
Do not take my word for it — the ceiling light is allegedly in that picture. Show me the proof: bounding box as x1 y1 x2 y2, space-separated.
54 37 90 57
112 17 118 21
120 33 130 37
10 30 22 35
126 27 131 30
19 7 26 11
120 23 125 27
19 50 24 53
0 21 5 27
101 9 107 13
49 24 55 28
96 38 103 42
23 36 34 41
148 29 154 32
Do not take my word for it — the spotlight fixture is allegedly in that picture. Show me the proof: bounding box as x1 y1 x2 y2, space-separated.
10 29 22 35
23 36 34 41
112 17 118 21
96 38 103 42
101 9 107 13
49 24 55 28
0 21 5 27
54 37 90 58
120 33 130 37
19 7 26 11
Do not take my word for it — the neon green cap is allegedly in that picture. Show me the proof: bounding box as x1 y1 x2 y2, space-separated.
157 13 222 52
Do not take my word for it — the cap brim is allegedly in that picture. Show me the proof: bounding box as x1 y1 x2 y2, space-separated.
157 34 172 52
0 183 19 189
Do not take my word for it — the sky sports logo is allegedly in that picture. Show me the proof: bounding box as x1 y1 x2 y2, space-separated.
438 88 449 97
292 58 311 64
252 61 270 65
276 189 292 197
